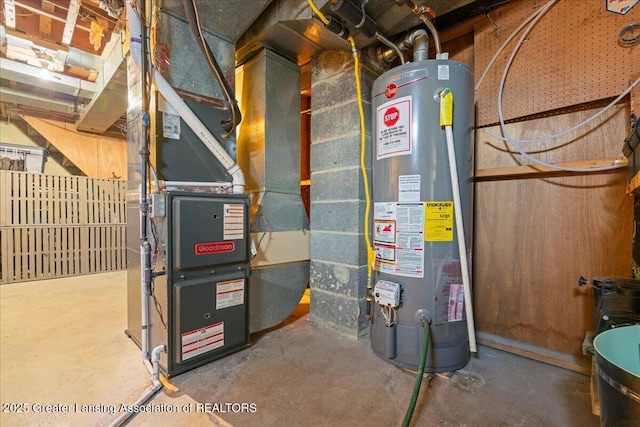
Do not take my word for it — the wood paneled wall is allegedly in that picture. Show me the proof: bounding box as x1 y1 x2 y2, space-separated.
469 0 634 372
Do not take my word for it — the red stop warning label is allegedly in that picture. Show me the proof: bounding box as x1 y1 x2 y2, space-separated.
383 107 400 127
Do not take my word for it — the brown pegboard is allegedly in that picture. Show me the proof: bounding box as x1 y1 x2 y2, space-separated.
474 0 640 127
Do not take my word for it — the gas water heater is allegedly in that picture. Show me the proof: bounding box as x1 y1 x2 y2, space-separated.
370 58 474 372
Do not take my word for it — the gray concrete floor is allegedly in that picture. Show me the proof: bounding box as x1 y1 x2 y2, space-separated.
1 271 599 427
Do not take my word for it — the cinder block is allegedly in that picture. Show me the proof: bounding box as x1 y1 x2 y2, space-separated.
311 50 354 83
311 135 371 172
309 289 363 334
311 168 363 201
310 231 366 265
310 100 362 142
310 260 367 298
310 200 364 233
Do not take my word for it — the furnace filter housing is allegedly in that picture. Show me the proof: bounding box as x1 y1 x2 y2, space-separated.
370 59 474 372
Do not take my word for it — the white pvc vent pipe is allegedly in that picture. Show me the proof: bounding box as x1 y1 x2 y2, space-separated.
126 2 245 193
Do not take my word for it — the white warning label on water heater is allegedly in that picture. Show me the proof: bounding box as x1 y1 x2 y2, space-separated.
374 202 424 278
182 322 224 361
376 96 412 160
399 175 421 202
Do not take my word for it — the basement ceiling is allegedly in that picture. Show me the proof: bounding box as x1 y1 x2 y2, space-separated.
0 0 125 137
1 0 509 143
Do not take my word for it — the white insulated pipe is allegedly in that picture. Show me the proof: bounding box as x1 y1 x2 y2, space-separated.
126 2 245 194
444 125 477 353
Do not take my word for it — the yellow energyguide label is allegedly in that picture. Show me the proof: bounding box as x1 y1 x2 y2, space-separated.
424 201 454 241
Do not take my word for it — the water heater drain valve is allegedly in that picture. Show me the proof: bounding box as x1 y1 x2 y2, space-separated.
374 280 401 308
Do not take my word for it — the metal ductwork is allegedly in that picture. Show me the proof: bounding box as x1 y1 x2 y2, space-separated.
236 48 310 333
0 87 76 114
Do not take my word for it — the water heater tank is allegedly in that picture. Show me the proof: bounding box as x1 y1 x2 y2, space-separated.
370 59 474 372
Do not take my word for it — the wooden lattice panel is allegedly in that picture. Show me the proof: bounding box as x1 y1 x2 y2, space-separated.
474 0 640 126
0 171 127 283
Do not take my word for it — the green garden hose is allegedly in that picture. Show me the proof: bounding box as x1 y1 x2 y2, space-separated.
401 319 430 427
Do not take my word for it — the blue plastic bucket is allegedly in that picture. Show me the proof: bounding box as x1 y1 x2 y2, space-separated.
594 325 640 426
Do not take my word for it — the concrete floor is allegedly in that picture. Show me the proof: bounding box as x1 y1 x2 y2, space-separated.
1 271 599 427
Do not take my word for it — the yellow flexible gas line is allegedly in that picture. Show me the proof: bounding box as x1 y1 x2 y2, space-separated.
349 37 376 279
309 0 375 314
308 0 329 25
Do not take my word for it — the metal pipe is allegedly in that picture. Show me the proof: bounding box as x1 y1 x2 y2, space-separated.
420 15 441 56
410 29 429 62
375 32 405 65
398 0 442 56
137 0 151 361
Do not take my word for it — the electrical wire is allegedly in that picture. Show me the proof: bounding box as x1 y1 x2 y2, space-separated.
475 0 554 92
186 0 240 138
150 277 168 329
491 0 633 173
487 75 640 144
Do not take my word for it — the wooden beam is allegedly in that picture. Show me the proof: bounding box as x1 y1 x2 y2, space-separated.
14 0 90 32
4 28 68 53
439 13 485 44
475 157 628 181
477 332 591 375
62 0 80 46
3 0 16 29
39 0 54 38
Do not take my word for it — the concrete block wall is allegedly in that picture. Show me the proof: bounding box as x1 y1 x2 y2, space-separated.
309 50 378 339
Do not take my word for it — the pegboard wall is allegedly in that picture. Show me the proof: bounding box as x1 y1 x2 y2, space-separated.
474 0 640 127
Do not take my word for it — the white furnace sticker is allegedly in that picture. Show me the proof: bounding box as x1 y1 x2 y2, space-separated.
223 204 244 240
216 279 245 310
374 202 424 278
181 322 224 361
399 175 421 202
376 95 412 160
162 112 181 140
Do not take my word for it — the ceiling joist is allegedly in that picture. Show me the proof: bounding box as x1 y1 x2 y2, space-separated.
62 0 80 46
13 0 91 33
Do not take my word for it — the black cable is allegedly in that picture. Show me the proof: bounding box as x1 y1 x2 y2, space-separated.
181 0 242 137
150 276 168 330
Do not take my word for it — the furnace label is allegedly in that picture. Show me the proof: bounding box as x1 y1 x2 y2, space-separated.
425 201 454 242
181 322 224 361
223 204 244 240
376 96 412 160
162 112 181 140
216 279 245 310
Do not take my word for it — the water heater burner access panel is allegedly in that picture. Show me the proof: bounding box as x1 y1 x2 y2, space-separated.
172 196 249 270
